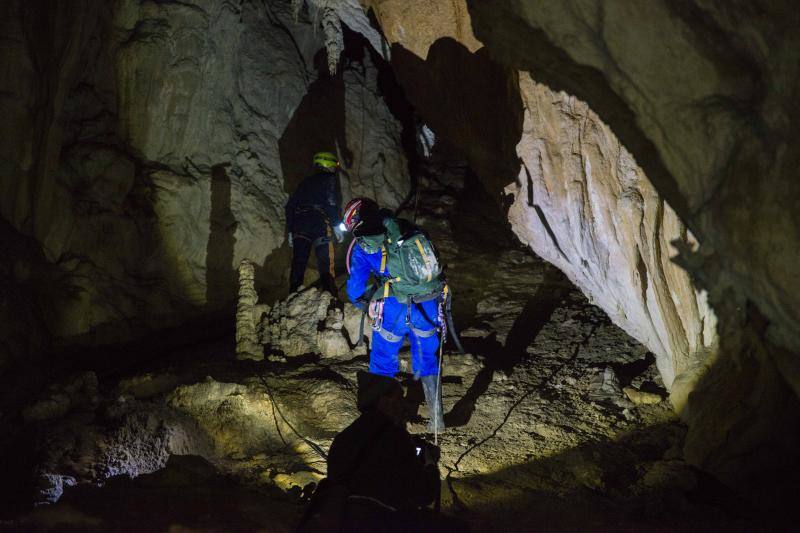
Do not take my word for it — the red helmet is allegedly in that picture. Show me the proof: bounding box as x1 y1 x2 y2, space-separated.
343 197 378 232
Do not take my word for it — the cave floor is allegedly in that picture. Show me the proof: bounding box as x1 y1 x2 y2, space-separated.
6 154 763 532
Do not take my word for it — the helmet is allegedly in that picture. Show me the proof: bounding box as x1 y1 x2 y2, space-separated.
313 151 339 171
343 197 379 232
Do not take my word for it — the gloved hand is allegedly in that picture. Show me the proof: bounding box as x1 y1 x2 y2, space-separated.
333 225 344 243
287 232 293 248
422 443 441 466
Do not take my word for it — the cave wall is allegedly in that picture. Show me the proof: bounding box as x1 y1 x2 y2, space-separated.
464 0 800 397
0 0 409 366
507 74 717 388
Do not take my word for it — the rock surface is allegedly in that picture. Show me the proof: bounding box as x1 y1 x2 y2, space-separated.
506 75 718 389
0 0 409 356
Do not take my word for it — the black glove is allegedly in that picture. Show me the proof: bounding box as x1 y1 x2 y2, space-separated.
412 436 440 466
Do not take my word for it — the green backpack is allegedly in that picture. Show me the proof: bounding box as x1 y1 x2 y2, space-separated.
378 218 442 302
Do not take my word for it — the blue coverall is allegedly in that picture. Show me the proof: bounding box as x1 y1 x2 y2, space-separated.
347 243 440 377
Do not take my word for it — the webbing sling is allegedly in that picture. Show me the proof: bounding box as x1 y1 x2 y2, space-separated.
414 239 433 282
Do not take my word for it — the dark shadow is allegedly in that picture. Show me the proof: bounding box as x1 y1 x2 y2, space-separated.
389 38 524 201
446 266 571 428
16 455 304 531
279 50 351 195
205 164 237 308
442 422 770 532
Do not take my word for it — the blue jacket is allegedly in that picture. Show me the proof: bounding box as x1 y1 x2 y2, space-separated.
285 171 341 233
347 243 386 306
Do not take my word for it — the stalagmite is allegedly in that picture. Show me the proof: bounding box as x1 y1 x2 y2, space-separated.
235 259 264 361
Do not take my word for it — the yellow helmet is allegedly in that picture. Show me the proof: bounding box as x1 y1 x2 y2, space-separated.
313 151 339 171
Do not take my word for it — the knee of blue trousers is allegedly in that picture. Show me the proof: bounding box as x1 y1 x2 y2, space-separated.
410 331 440 377
369 332 403 377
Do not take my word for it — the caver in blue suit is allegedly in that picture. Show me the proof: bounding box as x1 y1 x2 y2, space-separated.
346 242 441 378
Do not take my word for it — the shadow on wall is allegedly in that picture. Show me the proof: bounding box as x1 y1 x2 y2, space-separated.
389 37 524 200
279 49 352 194
462 1 687 218
274 49 354 293
206 164 237 308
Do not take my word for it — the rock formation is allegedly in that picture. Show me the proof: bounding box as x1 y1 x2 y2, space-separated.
506 74 717 389
260 286 369 359
235 259 267 361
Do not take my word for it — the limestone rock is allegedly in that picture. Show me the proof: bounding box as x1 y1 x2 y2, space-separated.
263 287 333 357
342 301 372 350
506 75 718 390
0 0 411 356
236 259 265 361
117 373 179 401
339 50 410 210
23 372 99 422
317 308 352 359
623 386 664 406
260 287 370 359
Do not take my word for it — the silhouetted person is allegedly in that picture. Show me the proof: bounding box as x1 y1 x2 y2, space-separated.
297 371 465 532
285 151 344 296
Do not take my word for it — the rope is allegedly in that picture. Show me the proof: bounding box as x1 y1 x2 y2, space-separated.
259 374 328 461
435 333 444 446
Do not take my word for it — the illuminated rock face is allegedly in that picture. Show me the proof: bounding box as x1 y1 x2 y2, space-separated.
506 75 717 389
0 0 408 351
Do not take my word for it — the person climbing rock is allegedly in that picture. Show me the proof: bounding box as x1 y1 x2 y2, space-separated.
297 371 463 532
285 151 344 296
342 197 446 434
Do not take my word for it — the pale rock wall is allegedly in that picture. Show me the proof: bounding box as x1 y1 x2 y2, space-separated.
0 0 409 354
506 75 718 388
339 50 410 209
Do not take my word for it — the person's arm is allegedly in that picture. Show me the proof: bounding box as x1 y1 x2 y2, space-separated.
346 245 372 307
285 191 297 234
389 428 440 509
324 173 341 227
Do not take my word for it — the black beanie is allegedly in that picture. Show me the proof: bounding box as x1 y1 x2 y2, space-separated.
356 371 402 412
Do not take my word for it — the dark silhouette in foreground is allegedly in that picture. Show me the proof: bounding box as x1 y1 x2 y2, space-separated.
297 371 466 532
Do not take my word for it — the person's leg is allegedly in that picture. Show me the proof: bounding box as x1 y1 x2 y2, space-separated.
289 234 312 293
410 300 444 432
368 299 407 377
409 300 441 377
313 225 337 297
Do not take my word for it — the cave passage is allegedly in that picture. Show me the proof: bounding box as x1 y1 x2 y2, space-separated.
1 1 798 531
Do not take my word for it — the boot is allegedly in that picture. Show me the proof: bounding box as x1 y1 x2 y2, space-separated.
421 374 445 434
